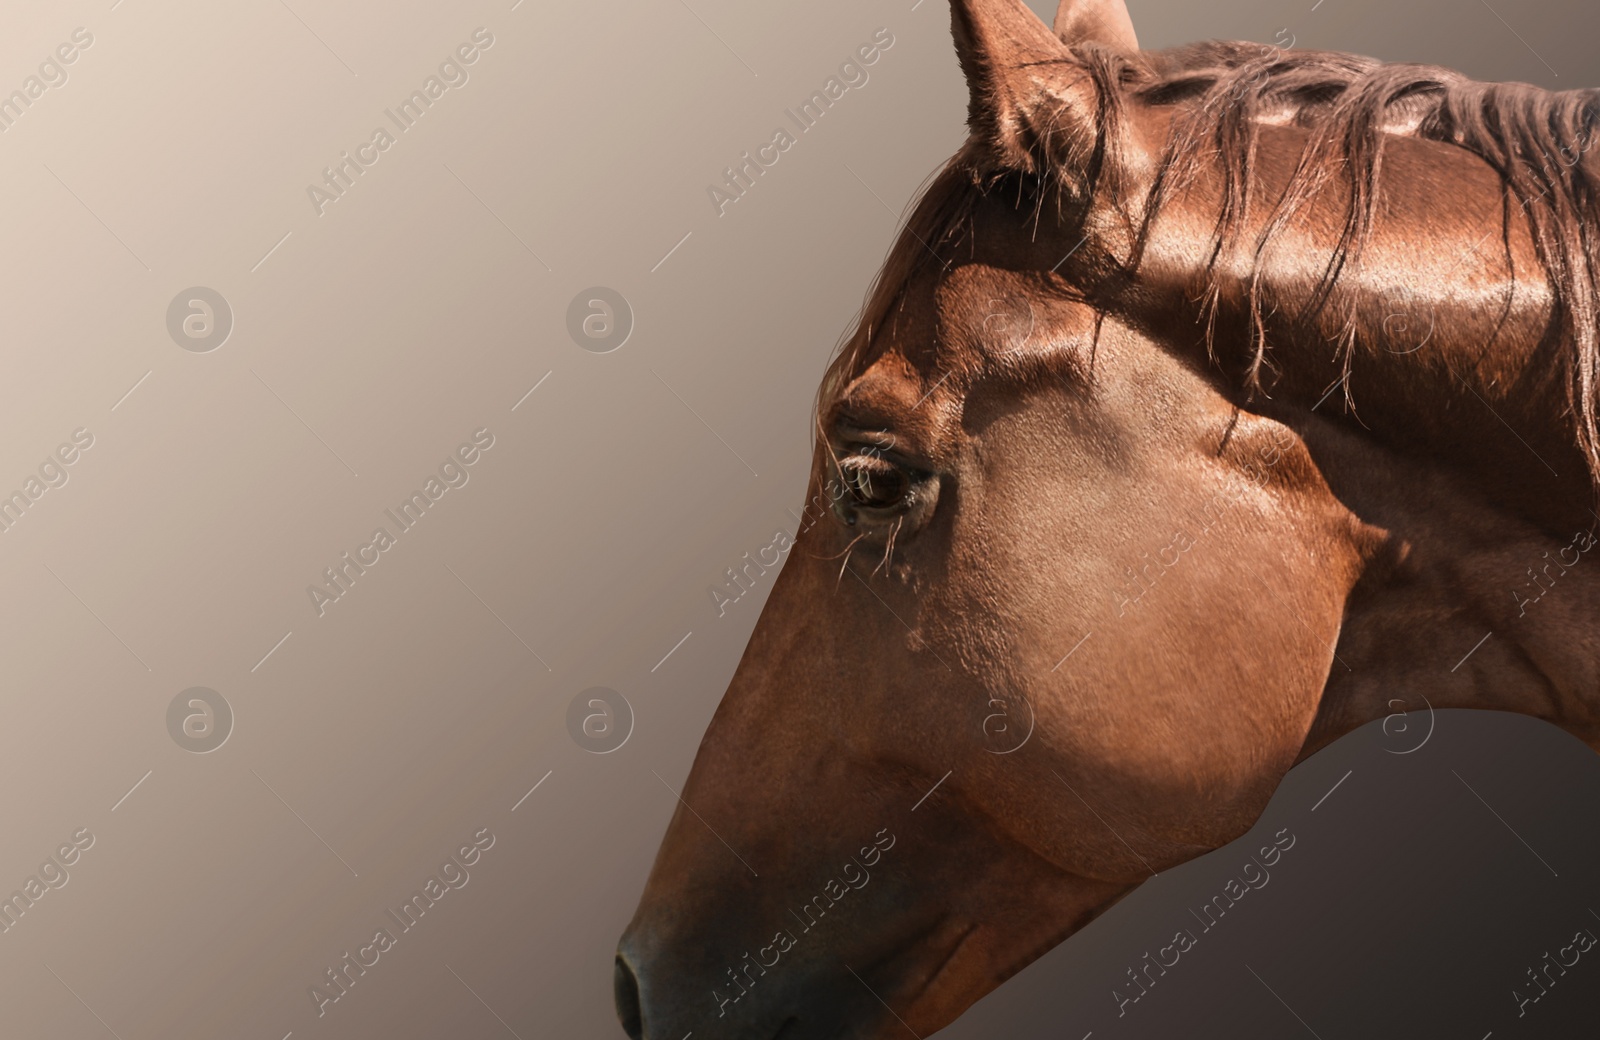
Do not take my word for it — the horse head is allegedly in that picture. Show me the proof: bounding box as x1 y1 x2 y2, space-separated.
617 1 1600 1036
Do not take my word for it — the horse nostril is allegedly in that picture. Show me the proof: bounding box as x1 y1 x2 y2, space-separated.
614 954 644 1040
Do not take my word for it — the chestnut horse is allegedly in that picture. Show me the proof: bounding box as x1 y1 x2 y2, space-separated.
618 0 1600 1036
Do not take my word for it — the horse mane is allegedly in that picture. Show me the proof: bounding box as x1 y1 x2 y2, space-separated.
820 37 1600 486
1127 43 1600 474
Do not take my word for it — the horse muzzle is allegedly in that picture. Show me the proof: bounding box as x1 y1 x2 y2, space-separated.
612 914 967 1040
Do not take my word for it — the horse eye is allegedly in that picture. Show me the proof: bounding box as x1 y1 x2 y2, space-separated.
836 452 915 521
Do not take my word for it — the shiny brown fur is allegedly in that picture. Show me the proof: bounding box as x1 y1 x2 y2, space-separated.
616 1 1600 1037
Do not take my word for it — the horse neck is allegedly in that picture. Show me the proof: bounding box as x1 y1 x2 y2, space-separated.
1281 402 1600 759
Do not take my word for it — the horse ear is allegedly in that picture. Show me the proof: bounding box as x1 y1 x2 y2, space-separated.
1053 0 1139 51
950 0 1075 172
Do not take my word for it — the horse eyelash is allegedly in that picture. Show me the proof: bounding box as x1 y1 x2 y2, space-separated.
835 532 867 589
873 516 906 579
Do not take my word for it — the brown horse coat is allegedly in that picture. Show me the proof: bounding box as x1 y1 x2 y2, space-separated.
618 1 1600 1037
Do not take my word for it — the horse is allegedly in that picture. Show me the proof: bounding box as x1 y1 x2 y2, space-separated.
616 0 1600 1036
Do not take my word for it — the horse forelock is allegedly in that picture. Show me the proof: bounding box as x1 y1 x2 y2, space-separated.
816 157 982 427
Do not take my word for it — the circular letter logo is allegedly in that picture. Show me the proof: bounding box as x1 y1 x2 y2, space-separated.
167 287 234 352
1378 693 1435 755
166 687 234 753
566 687 633 754
566 287 633 353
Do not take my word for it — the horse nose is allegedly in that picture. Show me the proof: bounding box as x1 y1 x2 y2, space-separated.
614 953 645 1039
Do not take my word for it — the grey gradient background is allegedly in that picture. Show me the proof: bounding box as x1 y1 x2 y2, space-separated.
0 0 1596 1037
